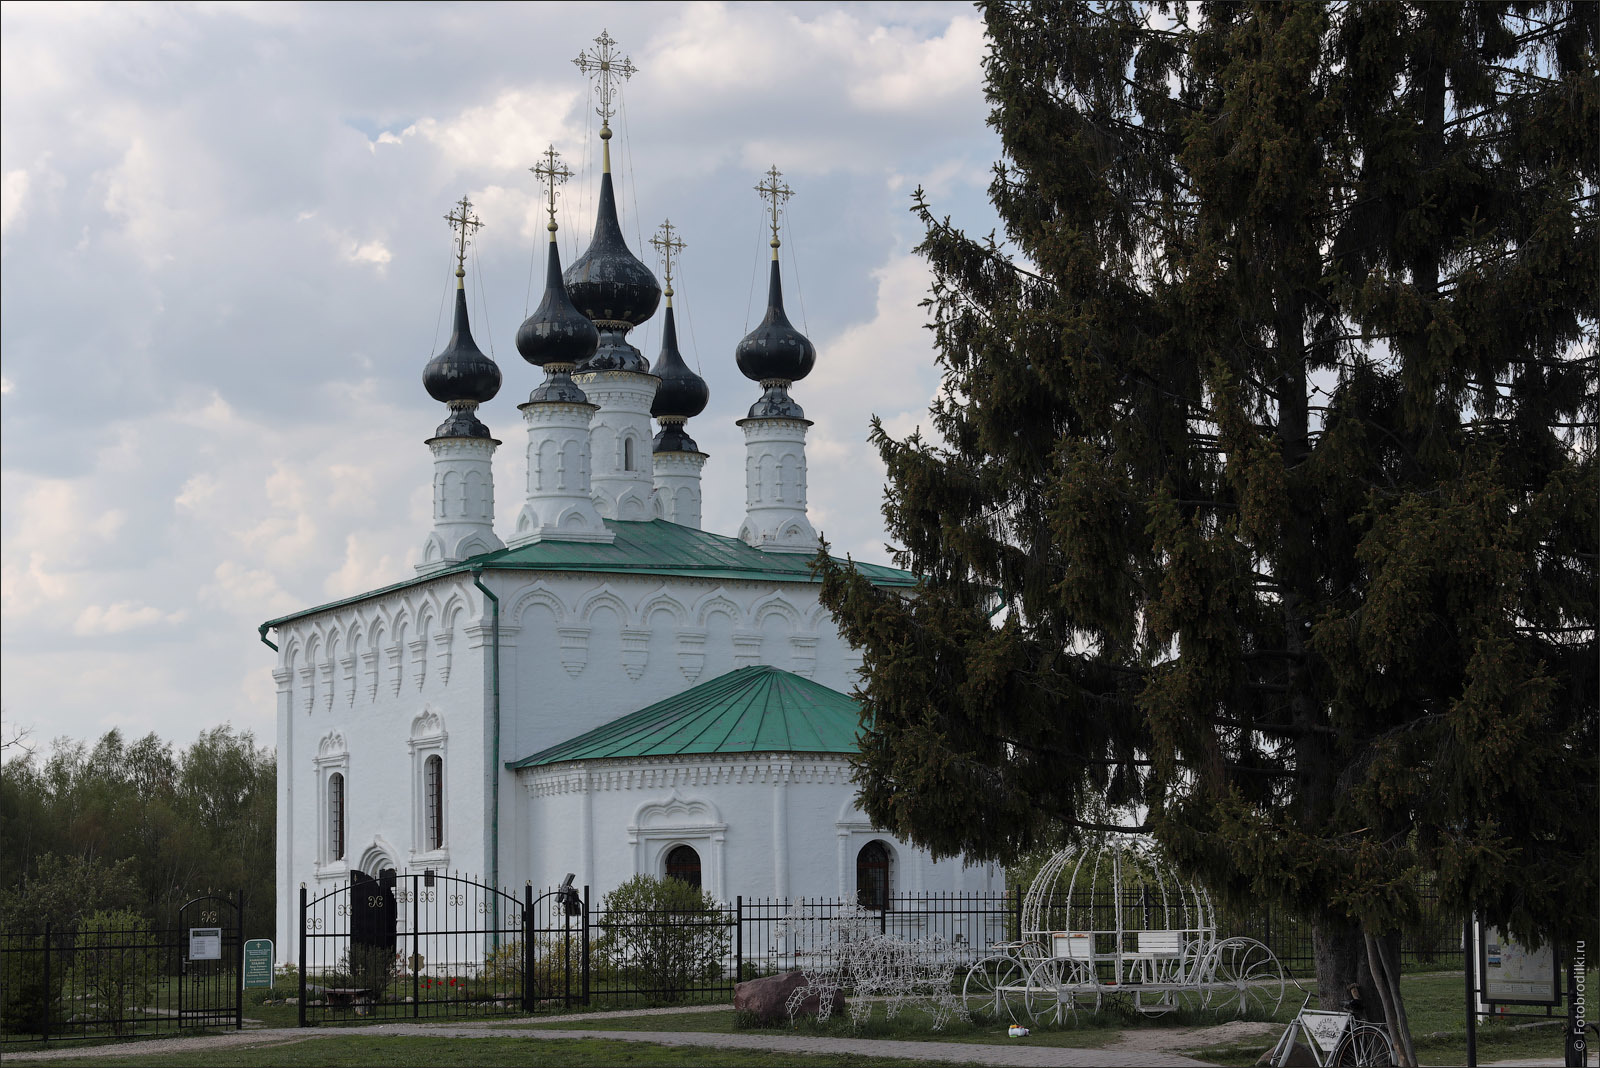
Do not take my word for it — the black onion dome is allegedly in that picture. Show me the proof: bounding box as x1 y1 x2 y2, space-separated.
563 172 661 329
517 241 599 368
423 288 501 438
650 307 709 422
735 259 815 384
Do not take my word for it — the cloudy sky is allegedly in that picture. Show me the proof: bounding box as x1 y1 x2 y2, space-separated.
0 1 1004 753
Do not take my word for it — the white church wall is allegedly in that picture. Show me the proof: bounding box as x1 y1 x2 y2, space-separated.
272 574 495 966
521 754 1002 904
272 562 963 967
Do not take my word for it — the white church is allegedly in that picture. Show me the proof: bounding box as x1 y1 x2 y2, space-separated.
261 36 1001 959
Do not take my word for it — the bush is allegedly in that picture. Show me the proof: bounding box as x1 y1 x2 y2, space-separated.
340 943 400 1000
0 936 66 1035
71 910 156 1035
595 876 730 1003
484 932 591 1002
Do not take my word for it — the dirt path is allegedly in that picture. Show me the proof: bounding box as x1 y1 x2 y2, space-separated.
1105 1017 1279 1053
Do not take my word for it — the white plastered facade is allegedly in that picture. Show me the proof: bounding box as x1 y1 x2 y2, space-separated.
271 569 1002 965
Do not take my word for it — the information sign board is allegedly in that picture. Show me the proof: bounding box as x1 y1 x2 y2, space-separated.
1482 926 1559 1006
244 939 274 987
189 927 222 961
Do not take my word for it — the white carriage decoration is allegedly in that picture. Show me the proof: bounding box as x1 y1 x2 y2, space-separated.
963 838 1286 1024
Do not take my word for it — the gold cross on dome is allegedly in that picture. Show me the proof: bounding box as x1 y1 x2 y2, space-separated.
444 195 483 274
530 145 572 232
649 220 686 298
573 29 637 133
754 165 793 252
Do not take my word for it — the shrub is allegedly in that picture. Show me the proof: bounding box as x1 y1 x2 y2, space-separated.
341 943 399 1000
0 936 67 1036
71 910 156 1035
594 876 730 1003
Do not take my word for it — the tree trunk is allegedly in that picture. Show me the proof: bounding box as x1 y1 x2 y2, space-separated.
1312 915 1378 1013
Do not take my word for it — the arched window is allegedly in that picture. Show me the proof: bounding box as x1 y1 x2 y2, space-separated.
665 845 702 889
424 755 444 851
329 772 346 861
623 436 636 472
856 841 891 910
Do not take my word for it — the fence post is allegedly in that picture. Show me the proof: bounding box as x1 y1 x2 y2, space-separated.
581 886 591 1006
735 896 743 985
297 885 307 1028
412 875 420 1019
522 884 533 1014
41 922 51 1043
235 891 245 1030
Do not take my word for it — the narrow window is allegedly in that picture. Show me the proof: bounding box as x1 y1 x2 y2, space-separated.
624 437 635 472
424 754 444 851
665 845 702 889
856 841 891 910
329 772 346 861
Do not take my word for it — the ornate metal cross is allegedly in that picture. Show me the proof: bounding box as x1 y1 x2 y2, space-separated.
755 165 794 250
573 29 637 132
649 220 686 297
444 195 483 273
530 145 572 232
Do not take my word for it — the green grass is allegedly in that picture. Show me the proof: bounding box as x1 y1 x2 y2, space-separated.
521 996 1272 1048
1189 969 1585 1067
0 1035 978 1067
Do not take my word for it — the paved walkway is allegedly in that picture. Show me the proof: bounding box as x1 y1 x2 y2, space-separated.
5 1011 1565 1067
5 1015 1214 1067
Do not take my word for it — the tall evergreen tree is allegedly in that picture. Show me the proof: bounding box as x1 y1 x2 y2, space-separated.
818 1 1596 1053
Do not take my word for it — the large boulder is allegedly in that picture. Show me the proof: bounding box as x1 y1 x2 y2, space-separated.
734 971 844 1025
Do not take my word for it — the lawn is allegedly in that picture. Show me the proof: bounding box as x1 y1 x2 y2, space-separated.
524 970 1581 1067
1188 970 1580 1067
0 1035 978 1068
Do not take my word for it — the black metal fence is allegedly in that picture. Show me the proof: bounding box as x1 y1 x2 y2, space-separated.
5 876 1464 1042
0 893 242 1045
298 871 525 1025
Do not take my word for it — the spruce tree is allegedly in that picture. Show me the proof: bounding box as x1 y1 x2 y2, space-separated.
818 2 1596 1052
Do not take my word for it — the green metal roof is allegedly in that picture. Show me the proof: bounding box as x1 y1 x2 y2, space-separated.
260 519 914 630
508 665 864 768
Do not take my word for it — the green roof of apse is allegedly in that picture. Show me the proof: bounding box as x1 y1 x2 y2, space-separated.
260 519 914 630
508 665 864 768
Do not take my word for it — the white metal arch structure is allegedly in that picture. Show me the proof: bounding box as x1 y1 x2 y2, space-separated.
965 837 1285 1025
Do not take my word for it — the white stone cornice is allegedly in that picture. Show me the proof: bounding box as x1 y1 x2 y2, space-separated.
517 753 852 798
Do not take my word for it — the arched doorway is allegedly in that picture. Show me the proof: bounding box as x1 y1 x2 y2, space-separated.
665 844 702 889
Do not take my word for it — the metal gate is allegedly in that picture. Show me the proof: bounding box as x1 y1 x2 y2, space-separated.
524 879 588 1010
177 892 242 1031
298 871 525 1024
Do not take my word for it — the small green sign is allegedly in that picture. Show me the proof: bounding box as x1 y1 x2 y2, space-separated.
244 939 274 988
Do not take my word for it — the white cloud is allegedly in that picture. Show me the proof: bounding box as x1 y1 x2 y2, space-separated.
74 600 186 636
852 17 986 113
801 250 942 555
1 169 28 233
405 88 583 174
0 377 13 395
347 239 393 266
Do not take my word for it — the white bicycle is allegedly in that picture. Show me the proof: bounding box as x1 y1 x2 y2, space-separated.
1268 994 1398 1066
